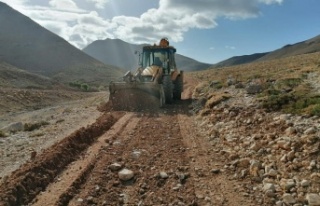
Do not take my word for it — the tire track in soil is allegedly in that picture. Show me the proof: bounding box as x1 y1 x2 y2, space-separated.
0 98 259 206
0 112 124 206
67 112 197 205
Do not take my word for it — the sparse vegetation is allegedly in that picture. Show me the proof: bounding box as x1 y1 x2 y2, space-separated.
0 130 6 138
69 81 91 91
24 121 50 132
189 52 320 116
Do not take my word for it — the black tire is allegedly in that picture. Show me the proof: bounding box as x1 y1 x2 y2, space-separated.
159 85 165 108
163 75 173 104
173 75 183 100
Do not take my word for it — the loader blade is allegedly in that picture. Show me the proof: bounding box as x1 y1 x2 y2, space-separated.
109 82 164 111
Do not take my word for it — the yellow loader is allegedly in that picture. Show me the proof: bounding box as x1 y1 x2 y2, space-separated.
109 38 183 110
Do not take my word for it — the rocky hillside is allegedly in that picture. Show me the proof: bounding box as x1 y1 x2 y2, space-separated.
189 51 320 205
83 38 212 71
0 2 122 85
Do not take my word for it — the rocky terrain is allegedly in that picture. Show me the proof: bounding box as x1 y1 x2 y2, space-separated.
194 86 320 205
1 61 320 205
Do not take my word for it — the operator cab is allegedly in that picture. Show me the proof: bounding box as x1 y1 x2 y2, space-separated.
141 47 177 74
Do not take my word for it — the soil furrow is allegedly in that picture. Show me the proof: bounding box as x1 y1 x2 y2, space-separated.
0 112 124 206
31 113 134 206
65 112 196 205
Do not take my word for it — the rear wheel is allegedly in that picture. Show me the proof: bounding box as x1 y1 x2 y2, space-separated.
173 75 183 100
163 75 173 104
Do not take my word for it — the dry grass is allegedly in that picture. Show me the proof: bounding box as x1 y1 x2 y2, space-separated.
191 52 320 84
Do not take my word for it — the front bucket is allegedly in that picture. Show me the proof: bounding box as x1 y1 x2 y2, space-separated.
109 81 164 111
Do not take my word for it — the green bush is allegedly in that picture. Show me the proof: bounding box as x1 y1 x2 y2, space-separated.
262 94 293 111
81 83 89 91
0 130 6 137
311 104 320 116
276 78 302 90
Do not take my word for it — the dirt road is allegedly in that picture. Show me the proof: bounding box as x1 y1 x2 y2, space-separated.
0 98 257 206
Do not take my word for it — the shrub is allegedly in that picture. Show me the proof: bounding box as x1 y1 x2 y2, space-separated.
262 94 293 111
0 130 6 138
311 104 320 116
24 121 50 132
81 83 89 91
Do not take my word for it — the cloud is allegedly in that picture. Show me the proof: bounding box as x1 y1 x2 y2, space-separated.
2 0 284 48
49 0 79 11
225 46 236 50
105 0 283 44
86 0 109 9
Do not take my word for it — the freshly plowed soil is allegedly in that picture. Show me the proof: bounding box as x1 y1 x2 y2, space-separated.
0 78 257 206
0 112 124 205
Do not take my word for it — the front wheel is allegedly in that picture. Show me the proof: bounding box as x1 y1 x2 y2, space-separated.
159 85 165 108
173 75 183 100
163 75 173 104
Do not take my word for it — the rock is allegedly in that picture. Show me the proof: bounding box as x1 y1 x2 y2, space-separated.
280 154 287 162
282 193 296 204
263 183 275 192
304 127 317 135
1 122 23 133
118 168 134 181
277 140 291 150
285 127 296 135
246 84 262 94
173 183 182 191
240 169 248 178
306 194 320 206
238 158 250 168
249 160 261 177
109 163 122 171
30 151 37 160
287 151 295 161
159 171 168 179
265 189 276 197
301 179 310 187
250 142 261 151
266 169 277 177
211 168 221 174
280 179 296 191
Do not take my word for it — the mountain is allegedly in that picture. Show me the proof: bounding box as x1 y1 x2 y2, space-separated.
211 53 268 68
175 54 213 71
255 34 320 62
0 2 122 85
83 39 212 71
211 34 320 69
82 39 142 71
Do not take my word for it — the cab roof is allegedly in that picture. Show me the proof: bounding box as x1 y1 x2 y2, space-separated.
143 45 176 53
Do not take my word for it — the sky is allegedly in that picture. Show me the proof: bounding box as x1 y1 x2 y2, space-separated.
1 0 320 64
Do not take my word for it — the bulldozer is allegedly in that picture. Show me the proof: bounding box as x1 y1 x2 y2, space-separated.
109 38 183 110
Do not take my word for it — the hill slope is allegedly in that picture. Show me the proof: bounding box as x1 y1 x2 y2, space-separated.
256 34 320 62
0 62 57 89
211 34 320 68
211 53 268 68
83 39 212 71
0 2 122 85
